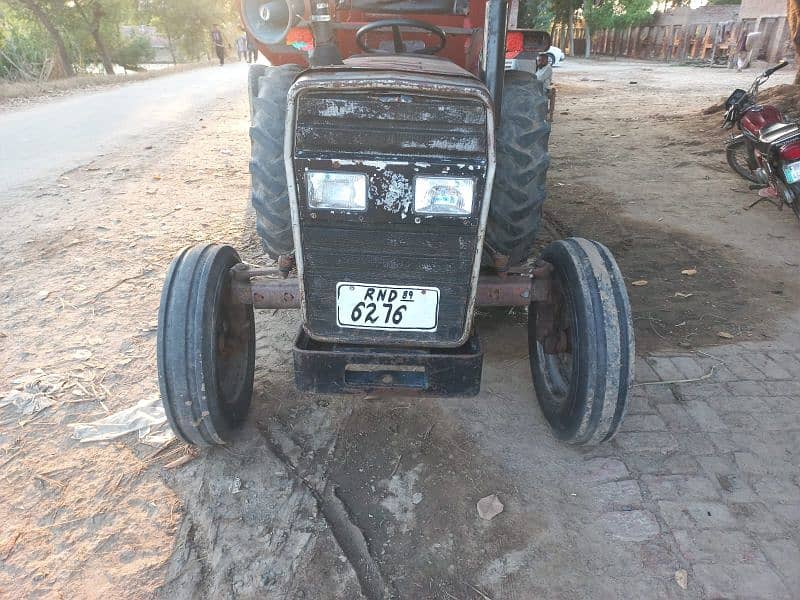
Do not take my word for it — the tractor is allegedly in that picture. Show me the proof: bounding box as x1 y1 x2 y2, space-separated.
156 0 634 447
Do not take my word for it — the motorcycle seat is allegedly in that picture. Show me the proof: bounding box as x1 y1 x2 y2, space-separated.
758 122 800 145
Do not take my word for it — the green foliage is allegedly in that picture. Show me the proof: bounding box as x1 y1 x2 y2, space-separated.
518 0 555 29
111 34 153 68
705 0 740 5
1 0 239 80
0 3 52 78
141 0 236 61
583 0 653 30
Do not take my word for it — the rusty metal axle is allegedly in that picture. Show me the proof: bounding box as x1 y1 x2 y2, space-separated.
229 261 556 310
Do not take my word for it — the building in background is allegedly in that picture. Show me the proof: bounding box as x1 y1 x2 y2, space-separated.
551 0 791 66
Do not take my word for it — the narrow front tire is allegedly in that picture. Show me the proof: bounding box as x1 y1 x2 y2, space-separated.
529 238 634 444
157 243 255 446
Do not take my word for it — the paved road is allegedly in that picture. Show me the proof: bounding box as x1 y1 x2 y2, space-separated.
0 63 249 192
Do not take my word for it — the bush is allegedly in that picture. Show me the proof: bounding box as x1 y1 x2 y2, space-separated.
111 35 154 70
0 10 51 80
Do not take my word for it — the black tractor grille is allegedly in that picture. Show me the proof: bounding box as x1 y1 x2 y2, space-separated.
302 224 477 346
294 91 487 159
291 87 490 347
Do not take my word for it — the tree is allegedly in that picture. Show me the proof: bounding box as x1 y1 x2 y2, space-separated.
517 0 554 29
141 0 227 62
10 0 74 76
790 0 800 84
581 0 652 57
550 0 574 54
71 0 115 74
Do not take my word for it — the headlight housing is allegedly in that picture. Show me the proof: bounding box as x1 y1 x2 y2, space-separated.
306 171 367 211
413 176 475 216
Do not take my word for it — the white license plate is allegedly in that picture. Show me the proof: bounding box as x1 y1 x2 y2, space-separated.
784 161 800 184
336 282 439 331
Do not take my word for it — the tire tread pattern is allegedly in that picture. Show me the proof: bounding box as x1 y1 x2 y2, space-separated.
530 237 633 444
157 243 255 446
250 64 301 258
485 71 551 266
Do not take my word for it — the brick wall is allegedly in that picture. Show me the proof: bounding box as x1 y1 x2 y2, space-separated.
740 0 787 19
655 6 739 27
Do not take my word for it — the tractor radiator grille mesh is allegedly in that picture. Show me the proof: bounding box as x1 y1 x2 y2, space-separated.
293 91 487 158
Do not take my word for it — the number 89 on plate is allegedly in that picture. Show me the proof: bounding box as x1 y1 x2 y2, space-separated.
336 282 440 332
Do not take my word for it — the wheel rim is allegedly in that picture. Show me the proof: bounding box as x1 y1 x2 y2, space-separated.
534 276 580 420
547 55 555 65
213 276 252 421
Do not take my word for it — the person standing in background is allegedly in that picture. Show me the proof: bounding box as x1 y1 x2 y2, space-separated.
236 34 247 62
211 24 226 66
246 31 258 63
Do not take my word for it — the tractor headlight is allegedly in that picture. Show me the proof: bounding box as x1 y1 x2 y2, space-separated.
413 176 475 216
306 171 367 211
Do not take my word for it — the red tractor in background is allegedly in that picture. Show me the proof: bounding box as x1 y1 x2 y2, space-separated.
155 0 634 449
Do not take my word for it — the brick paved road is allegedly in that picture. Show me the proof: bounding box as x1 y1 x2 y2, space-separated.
601 344 800 599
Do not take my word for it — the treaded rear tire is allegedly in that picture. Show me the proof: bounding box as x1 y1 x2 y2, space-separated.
485 71 551 266
248 64 267 123
250 64 301 259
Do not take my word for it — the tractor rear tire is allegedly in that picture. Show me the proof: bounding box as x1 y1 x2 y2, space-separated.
529 238 634 445
485 71 551 266
157 243 255 446
250 64 301 259
248 64 267 123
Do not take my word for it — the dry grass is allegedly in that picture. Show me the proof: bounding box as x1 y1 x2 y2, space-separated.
0 60 215 106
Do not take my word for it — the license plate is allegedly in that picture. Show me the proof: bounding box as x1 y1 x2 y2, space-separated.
336 282 439 331
784 161 800 184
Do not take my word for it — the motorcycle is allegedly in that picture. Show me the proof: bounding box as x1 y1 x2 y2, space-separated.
723 60 800 220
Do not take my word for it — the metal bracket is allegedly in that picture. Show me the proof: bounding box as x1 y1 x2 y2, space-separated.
228 259 557 311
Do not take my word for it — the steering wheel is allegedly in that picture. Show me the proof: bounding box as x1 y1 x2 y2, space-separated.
355 19 446 55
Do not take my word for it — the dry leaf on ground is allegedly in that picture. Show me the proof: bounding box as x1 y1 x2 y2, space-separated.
674 569 688 590
477 494 504 521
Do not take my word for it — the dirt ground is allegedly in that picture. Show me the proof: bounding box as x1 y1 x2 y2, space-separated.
1 58 799 599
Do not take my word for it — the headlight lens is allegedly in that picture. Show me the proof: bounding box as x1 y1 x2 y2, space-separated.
306 171 367 211
414 176 475 216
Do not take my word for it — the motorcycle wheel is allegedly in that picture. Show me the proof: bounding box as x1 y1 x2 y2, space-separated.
726 135 760 184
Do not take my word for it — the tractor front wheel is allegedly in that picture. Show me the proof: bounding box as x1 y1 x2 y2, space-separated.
157 243 255 446
529 238 634 445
